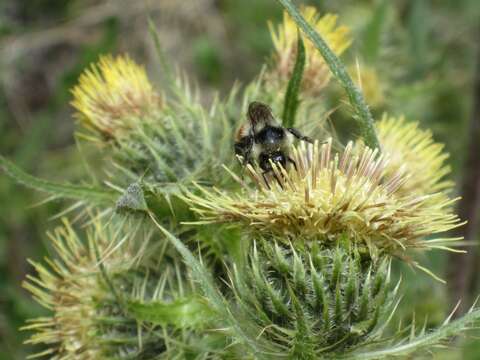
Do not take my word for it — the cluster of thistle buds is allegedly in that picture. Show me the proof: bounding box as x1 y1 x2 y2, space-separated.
16 5 477 360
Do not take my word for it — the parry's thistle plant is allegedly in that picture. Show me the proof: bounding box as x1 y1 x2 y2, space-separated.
2 2 479 359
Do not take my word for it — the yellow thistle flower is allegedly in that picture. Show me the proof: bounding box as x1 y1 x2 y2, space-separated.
183 139 463 259
372 115 453 198
22 219 138 359
268 6 352 95
71 54 161 141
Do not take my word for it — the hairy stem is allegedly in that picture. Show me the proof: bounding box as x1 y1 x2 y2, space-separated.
276 0 380 149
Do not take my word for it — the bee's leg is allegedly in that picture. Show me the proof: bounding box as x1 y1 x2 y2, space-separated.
261 171 271 190
235 136 254 166
263 170 284 190
287 127 313 144
287 156 298 172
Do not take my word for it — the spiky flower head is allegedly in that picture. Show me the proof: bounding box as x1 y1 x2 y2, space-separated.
369 115 453 198
22 219 156 359
268 6 351 95
184 139 463 260
231 241 396 357
71 54 161 141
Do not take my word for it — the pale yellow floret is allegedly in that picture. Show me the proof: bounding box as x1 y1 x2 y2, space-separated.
183 139 463 259
71 54 161 140
373 115 453 197
268 6 352 94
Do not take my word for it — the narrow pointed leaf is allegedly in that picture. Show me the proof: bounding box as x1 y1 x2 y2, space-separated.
276 0 380 149
282 34 305 128
0 154 117 204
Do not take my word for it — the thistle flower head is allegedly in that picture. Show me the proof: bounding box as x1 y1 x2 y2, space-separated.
371 115 453 198
22 219 142 359
268 6 351 94
184 139 463 259
71 54 161 141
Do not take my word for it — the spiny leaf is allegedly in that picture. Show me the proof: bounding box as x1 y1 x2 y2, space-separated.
340 308 480 359
127 297 215 328
276 0 380 149
282 33 306 128
0 154 117 205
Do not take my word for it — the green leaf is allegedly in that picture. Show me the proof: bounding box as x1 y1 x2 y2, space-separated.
0 154 117 204
341 308 480 359
127 297 215 328
276 0 380 150
282 33 306 128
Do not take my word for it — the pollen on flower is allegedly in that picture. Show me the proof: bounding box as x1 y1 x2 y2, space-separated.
71 54 161 141
371 115 453 198
268 6 352 95
183 139 464 258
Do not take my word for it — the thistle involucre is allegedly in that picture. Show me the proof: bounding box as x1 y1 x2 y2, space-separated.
268 6 351 94
71 54 161 141
231 241 396 357
184 139 463 258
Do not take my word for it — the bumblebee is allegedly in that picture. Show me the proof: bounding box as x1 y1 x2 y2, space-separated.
235 101 313 184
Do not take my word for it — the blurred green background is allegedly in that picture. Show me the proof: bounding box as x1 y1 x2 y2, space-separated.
0 0 479 358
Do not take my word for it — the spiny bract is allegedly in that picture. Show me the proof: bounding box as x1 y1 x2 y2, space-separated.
230 240 396 357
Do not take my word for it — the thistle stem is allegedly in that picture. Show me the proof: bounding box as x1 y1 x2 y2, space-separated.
276 0 380 150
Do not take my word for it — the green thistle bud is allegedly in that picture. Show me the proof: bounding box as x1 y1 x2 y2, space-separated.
231 240 396 358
